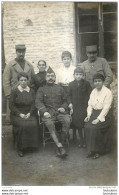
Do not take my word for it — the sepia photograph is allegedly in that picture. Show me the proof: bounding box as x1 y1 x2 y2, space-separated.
1 1 117 190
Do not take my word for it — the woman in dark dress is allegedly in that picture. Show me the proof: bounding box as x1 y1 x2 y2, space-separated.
9 72 39 157
68 67 92 147
32 60 47 92
84 73 113 159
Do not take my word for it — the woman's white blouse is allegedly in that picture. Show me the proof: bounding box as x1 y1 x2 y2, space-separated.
87 85 113 122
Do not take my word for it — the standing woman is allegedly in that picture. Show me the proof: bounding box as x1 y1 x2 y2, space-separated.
9 72 39 157
84 73 113 159
32 60 47 92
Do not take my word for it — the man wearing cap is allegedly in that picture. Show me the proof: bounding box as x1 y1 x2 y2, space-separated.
35 67 71 158
81 45 113 88
3 44 35 124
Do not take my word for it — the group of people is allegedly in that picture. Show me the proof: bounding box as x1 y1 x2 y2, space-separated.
3 44 113 159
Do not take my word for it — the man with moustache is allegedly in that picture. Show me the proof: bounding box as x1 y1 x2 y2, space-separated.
35 67 71 158
81 45 113 88
3 44 35 124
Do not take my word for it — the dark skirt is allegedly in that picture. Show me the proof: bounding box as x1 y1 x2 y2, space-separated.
12 115 39 150
85 109 112 154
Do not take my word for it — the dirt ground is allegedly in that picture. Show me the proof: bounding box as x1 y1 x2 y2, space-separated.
2 123 117 187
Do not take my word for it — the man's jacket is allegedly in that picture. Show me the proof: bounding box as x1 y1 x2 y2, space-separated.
3 59 35 96
35 84 68 117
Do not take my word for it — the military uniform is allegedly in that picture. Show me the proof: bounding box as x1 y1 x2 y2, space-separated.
35 83 71 144
81 57 113 89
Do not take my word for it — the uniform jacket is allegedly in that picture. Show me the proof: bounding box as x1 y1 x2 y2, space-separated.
35 84 68 116
81 57 113 88
3 59 35 96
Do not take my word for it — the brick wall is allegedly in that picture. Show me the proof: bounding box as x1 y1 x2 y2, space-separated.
3 2 76 73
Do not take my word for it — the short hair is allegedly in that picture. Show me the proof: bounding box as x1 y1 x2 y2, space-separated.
17 72 29 81
74 67 84 75
93 73 105 82
61 51 72 60
38 60 46 66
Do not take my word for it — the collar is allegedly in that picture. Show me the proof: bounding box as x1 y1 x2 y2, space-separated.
95 85 105 93
18 85 30 92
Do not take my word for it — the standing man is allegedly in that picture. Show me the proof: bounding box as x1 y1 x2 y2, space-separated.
35 67 71 158
3 44 35 124
81 45 113 88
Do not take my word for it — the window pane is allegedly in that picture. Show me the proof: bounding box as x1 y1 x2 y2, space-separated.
103 2 117 13
79 14 98 33
104 32 117 61
78 3 98 15
103 13 117 31
79 33 99 62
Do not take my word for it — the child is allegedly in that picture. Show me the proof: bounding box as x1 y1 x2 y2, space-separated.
56 51 75 94
68 67 92 147
32 60 47 92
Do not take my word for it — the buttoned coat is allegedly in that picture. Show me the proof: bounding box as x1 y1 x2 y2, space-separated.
68 79 92 129
3 59 35 96
35 84 68 117
81 57 113 88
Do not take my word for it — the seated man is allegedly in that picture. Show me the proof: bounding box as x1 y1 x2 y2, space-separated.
35 67 71 158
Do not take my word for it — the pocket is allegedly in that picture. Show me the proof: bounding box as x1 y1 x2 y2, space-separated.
43 94 49 102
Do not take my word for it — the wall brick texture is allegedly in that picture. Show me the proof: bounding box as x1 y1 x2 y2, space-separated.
3 2 76 73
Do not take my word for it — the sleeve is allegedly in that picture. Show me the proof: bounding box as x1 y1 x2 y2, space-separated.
28 64 35 88
102 58 113 87
30 64 35 76
60 87 68 110
29 75 36 90
87 91 94 117
9 90 21 116
29 89 36 115
67 83 72 105
35 88 47 115
97 90 113 122
3 64 12 96
87 81 92 98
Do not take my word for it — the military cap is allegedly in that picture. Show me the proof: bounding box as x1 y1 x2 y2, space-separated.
47 66 55 74
15 44 26 50
86 45 97 52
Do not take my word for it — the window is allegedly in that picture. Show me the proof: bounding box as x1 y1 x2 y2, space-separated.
75 2 117 69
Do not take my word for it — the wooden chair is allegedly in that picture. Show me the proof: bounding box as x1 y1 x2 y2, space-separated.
38 111 69 149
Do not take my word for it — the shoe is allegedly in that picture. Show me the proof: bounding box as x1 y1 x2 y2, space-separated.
92 153 100 159
56 148 62 157
18 150 24 157
82 144 86 148
86 152 94 158
78 144 82 148
59 147 67 158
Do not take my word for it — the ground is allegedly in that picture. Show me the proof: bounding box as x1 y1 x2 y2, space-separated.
2 124 117 186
